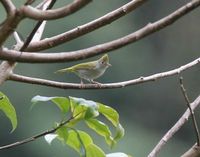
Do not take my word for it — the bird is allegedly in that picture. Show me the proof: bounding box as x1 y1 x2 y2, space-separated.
55 54 111 84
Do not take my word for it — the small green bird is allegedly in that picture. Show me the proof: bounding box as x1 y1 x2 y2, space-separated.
55 54 111 84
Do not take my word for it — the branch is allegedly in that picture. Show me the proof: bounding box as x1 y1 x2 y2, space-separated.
0 112 80 150
26 0 148 51
24 0 36 6
20 0 56 51
1 0 200 62
181 144 200 157
0 62 16 85
148 95 200 157
13 32 23 49
0 0 54 85
180 77 200 146
1 0 16 15
0 3 23 46
20 0 92 20
8 57 200 89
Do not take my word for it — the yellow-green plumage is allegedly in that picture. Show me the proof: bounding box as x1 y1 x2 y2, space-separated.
55 54 111 84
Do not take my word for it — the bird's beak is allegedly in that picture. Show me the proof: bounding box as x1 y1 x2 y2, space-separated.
107 63 112 66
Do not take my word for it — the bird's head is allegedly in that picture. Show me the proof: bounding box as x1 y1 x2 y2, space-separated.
98 54 111 68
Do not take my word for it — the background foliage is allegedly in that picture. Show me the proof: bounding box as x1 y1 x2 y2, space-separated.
0 0 200 156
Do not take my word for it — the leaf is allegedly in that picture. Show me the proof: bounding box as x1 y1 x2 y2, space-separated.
65 129 93 156
58 127 106 157
86 144 106 157
31 95 70 113
69 97 99 119
44 134 58 144
52 97 70 113
56 126 69 142
85 119 115 147
106 152 130 157
98 104 124 146
98 103 119 127
114 123 125 141
0 92 17 132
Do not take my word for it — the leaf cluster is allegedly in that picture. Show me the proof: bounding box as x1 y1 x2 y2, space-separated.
31 95 128 157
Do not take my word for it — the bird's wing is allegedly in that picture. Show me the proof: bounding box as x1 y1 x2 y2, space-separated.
71 61 96 70
55 61 96 73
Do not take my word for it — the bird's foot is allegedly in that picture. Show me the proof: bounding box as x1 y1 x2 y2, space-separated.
79 79 86 88
91 80 102 88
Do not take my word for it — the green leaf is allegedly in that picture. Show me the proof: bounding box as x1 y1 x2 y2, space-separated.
85 119 115 147
31 95 70 114
69 97 99 119
114 123 125 141
56 126 69 142
65 129 93 157
98 104 119 127
106 152 130 157
0 92 17 132
58 127 106 157
86 144 106 157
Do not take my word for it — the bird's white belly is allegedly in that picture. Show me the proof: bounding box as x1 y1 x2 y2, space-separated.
76 69 105 80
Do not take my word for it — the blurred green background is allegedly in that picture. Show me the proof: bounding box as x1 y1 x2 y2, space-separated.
1 0 200 156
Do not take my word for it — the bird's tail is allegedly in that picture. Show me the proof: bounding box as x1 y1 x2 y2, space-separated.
55 67 73 73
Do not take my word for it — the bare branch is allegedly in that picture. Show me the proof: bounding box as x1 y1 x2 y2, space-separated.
8 57 200 89
180 77 200 146
20 0 56 51
0 0 55 85
148 95 200 157
24 0 36 6
13 32 23 45
0 61 16 85
0 9 24 46
1 0 16 15
20 0 92 20
181 144 200 157
1 0 200 62
26 0 148 51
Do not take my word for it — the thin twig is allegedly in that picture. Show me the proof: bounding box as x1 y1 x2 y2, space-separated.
8 57 200 89
148 95 200 157
179 77 200 146
13 32 23 45
0 112 81 150
24 0 36 6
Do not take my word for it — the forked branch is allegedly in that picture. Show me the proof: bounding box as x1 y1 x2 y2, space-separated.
26 0 148 51
0 0 200 62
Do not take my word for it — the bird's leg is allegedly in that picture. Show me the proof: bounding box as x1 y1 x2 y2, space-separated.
91 80 102 88
80 79 85 88
91 80 101 84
